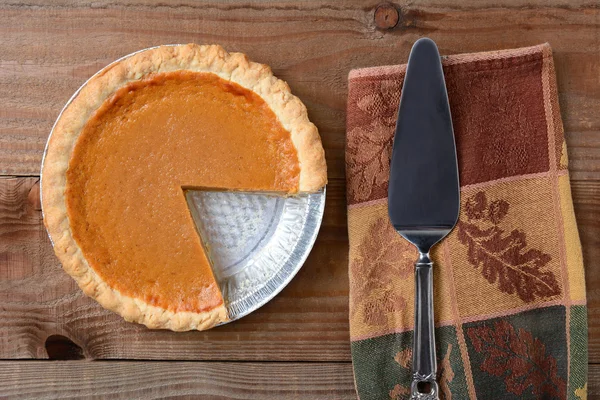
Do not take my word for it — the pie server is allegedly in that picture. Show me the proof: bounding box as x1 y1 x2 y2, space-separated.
388 38 460 400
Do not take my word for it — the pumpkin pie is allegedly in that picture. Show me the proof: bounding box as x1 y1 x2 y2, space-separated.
41 44 327 331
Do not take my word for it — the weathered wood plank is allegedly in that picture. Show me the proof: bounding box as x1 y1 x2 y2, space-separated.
574 179 600 365
0 0 599 376
588 364 600 399
0 1 599 180
0 361 356 399
2 360 600 399
0 177 350 361
0 176 598 363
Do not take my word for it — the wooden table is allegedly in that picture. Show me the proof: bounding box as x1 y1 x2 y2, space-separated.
0 1 598 398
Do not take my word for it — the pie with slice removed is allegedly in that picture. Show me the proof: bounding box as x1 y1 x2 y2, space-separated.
41 44 327 331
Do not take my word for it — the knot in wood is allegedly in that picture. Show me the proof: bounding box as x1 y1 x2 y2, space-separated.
374 3 399 30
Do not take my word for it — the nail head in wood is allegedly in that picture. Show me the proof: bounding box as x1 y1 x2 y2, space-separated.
375 3 399 30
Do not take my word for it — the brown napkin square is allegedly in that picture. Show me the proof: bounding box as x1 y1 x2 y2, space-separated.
346 44 587 399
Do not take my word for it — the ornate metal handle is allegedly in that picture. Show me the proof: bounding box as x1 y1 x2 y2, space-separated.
411 252 439 400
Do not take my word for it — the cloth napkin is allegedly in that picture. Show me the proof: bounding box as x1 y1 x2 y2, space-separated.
346 44 587 400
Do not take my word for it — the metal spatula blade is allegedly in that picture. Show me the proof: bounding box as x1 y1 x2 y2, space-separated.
388 38 460 400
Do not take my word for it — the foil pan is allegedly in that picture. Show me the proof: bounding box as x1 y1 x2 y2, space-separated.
187 190 325 322
40 45 326 325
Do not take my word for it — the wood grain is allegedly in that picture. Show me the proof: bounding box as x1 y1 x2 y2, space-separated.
0 0 599 393
0 176 350 361
590 364 600 399
0 361 600 400
575 179 600 364
1 175 598 363
0 361 356 399
1 1 600 180
1 360 600 399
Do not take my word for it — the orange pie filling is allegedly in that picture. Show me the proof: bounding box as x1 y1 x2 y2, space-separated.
65 71 300 313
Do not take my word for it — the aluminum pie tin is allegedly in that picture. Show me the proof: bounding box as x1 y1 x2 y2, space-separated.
40 45 326 326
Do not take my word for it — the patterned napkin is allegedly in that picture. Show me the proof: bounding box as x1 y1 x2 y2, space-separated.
346 44 587 399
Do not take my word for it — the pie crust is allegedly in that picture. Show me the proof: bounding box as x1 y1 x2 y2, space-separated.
41 44 327 331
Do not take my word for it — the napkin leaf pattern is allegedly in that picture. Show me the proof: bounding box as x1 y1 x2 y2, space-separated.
356 79 402 126
346 122 393 203
466 319 566 398
389 344 455 399
439 344 455 400
394 347 412 369
350 217 414 325
346 79 401 203
463 79 533 172
457 191 560 302
390 347 411 399
389 384 410 400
